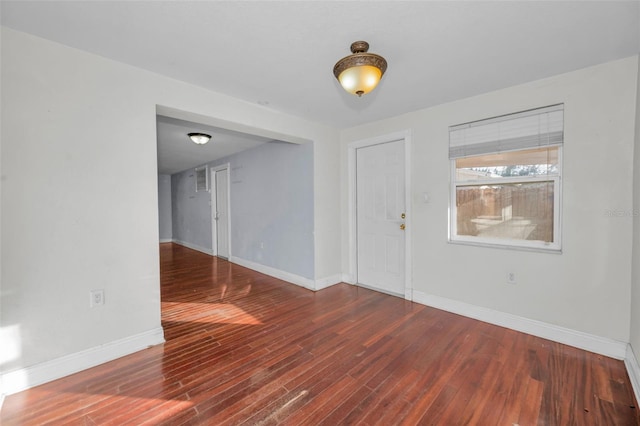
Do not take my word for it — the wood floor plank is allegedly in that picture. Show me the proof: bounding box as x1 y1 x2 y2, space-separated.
355 369 421 425
2 242 638 425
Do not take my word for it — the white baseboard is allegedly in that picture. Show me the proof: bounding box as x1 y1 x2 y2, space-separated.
159 238 172 243
625 344 640 404
229 257 341 291
0 327 165 396
315 274 343 291
341 274 356 284
404 288 413 301
412 290 627 360
229 256 316 290
172 239 214 255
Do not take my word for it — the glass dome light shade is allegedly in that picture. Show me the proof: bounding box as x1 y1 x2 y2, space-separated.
188 133 211 145
337 65 383 97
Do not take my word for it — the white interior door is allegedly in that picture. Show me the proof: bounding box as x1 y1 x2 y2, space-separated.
356 140 406 295
212 167 230 259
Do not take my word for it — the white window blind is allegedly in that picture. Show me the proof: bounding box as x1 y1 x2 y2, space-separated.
449 104 564 159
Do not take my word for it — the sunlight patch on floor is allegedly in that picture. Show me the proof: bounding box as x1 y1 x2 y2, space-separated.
162 302 263 325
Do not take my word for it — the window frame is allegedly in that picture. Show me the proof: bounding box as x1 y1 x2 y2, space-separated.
195 166 209 192
449 147 563 252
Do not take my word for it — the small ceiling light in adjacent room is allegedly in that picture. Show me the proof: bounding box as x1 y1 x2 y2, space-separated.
333 41 388 97
188 132 211 145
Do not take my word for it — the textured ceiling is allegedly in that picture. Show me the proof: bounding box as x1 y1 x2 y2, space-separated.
2 1 639 173
2 1 638 129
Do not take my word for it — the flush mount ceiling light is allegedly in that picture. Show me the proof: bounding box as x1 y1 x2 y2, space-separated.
333 41 388 97
188 132 211 145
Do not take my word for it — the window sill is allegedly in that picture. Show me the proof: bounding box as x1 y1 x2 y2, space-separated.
448 238 562 254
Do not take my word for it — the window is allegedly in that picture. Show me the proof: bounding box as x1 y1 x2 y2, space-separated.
449 104 563 251
195 166 208 192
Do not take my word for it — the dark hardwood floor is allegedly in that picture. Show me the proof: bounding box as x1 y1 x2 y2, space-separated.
2 242 639 425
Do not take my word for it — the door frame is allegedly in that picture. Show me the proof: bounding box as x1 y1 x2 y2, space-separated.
210 163 231 258
347 130 413 300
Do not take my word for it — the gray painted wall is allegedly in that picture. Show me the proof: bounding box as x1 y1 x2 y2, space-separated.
158 174 173 241
171 168 213 251
171 141 315 279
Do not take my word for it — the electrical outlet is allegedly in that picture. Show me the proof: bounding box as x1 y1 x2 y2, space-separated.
507 272 516 285
90 289 105 307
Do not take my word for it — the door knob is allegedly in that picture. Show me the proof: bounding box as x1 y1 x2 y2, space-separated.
400 223 406 230
401 213 406 219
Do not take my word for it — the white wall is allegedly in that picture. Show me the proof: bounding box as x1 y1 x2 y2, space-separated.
341 56 639 342
0 27 340 384
631 56 640 356
0 22 4 399
1 27 162 374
